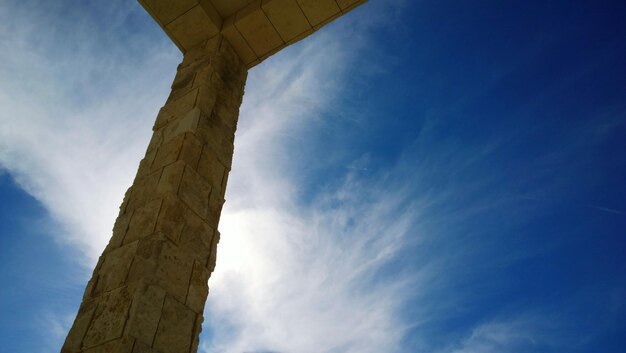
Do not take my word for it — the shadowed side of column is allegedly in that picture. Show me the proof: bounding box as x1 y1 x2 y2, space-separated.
61 34 247 353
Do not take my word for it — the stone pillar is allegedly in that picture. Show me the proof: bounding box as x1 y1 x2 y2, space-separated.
62 35 247 353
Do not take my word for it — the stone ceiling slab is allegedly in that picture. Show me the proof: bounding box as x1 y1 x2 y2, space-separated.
139 0 368 67
261 0 311 42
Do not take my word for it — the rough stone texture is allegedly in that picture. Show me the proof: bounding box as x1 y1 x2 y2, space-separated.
64 1 368 351
62 35 246 353
139 0 368 67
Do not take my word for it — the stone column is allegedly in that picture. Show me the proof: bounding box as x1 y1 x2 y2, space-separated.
62 35 247 353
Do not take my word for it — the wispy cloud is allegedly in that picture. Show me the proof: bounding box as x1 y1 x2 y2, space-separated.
586 204 625 215
1 0 418 351
0 0 180 264
2 1 621 353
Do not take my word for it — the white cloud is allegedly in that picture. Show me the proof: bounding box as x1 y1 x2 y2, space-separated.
199 16 417 351
0 1 574 353
446 319 541 353
0 0 180 264
0 1 416 352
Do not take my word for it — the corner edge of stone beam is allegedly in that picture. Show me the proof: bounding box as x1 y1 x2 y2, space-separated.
137 0 369 69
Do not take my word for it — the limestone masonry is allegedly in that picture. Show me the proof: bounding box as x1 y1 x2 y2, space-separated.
62 1 366 352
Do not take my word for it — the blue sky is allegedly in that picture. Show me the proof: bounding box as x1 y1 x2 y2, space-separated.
1 0 625 352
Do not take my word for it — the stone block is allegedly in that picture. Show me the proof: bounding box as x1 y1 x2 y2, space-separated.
146 130 164 156
131 340 153 353
179 164 212 218
135 146 158 180
195 84 219 114
179 210 214 263
179 37 214 69
92 242 138 295
262 0 311 42
186 261 210 313
207 230 220 272
155 241 194 302
154 195 187 243
126 169 162 212
83 337 135 353
198 107 236 142
197 147 226 192
221 16 258 68
61 298 97 352
189 64 215 92
125 284 166 346
82 287 133 348
156 161 185 196
139 0 196 26
209 0 248 18
168 66 196 101
150 134 185 172
128 236 194 303
213 37 248 86
118 186 133 215
189 314 203 353
150 132 203 173
220 164 230 194
153 296 196 353
336 0 368 12
124 198 163 245
196 125 235 167
165 5 220 51
161 108 202 144
179 133 204 169
235 1 284 57
312 10 342 31
208 52 248 94
206 190 225 226
285 27 314 45
107 210 132 251
153 107 175 132
296 0 340 27
212 95 241 131
164 88 199 117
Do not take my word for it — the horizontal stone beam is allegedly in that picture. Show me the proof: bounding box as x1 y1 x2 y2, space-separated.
139 0 367 67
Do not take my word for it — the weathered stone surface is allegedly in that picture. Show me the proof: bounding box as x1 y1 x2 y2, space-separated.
127 235 194 303
186 261 210 313
179 133 204 169
153 296 196 353
126 169 162 212
150 134 186 172
62 299 98 352
189 314 204 353
161 107 201 143
154 196 186 243
125 284 166 346
83 337 135 353
164 88 199 118
130 340 153 353
124 198 163 244
64 0 367 349
82 287 133 348
262 0 311 43
336 0 368 12
156 161 185 195
179 209 214 264
107 210 132 251
235 2 284 56
207 230 220 272
296 0 340 26
197 148 226 196
221 15 257 66
179 164 212 218
92 242 138 295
